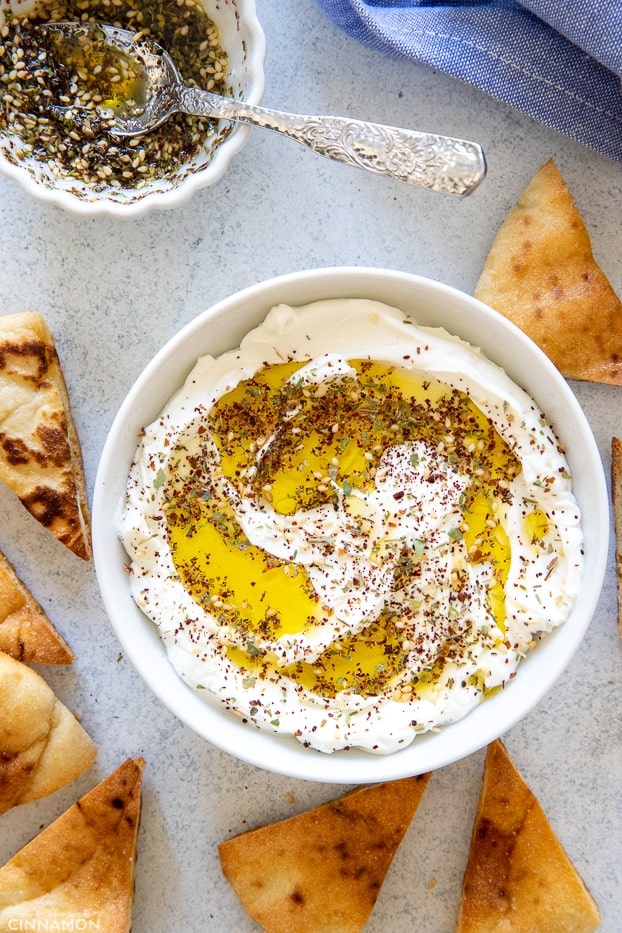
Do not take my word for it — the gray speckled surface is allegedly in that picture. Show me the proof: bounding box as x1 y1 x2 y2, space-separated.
1 1 621 930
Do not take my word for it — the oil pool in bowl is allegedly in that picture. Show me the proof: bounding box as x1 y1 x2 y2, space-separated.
0 0 230 195
119 298 584 756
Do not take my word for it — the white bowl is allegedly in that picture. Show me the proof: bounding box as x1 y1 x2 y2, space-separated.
93 267 609 783
0 0 265 217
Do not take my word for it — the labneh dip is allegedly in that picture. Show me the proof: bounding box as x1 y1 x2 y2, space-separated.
120 299 583 754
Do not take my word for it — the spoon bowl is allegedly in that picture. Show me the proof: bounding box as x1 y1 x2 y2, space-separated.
40 22 182 136
40 21 486 196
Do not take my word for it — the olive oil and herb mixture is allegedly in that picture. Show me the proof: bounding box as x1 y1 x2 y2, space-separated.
166 359 524 702
0 0 229 191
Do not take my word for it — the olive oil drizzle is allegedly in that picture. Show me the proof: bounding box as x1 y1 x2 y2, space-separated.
165 359 545 702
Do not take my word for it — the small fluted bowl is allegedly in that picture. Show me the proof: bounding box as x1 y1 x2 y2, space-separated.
0 0 265 217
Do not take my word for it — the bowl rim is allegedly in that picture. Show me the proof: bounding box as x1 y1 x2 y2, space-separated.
93 266 609 783
0 0 266 218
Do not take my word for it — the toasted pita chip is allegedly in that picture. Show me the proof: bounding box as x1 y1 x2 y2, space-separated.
456 740 601 933
0 312 91 559
612 437 622 636
475 158 622 385
219 773 430 933
0 757 144 933
0 651 96 814
0 549 74 663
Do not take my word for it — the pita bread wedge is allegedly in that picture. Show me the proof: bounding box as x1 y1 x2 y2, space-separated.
0 311 91 559
0 549 74 663
475 158 622 385
0 757 144 933
456 740 601 933
0 651 96 815
219 773 431 933
611 437 622 637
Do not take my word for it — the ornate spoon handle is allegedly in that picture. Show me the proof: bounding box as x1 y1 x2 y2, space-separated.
178 87 486 196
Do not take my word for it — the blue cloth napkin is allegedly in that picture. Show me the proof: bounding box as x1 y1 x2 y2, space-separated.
315 0 622 163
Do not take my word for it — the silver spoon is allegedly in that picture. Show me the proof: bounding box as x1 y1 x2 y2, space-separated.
39 21 486 196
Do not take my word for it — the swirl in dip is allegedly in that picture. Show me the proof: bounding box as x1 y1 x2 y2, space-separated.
120 299 583 754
